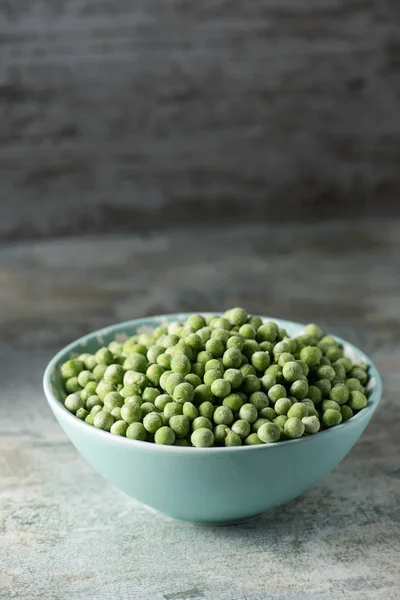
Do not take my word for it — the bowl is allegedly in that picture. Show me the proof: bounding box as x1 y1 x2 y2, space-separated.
44 314 382 525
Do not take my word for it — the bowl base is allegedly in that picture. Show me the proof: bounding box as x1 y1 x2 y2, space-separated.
146 506 267 527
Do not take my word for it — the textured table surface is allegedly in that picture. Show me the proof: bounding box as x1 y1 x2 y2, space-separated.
1 221 400 600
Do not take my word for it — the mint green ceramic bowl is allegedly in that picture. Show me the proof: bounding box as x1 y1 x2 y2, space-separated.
43 314 382 525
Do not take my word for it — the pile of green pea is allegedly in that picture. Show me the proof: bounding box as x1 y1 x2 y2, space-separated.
60 308 370 447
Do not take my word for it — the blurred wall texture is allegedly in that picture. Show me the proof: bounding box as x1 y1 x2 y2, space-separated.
1 0 400 239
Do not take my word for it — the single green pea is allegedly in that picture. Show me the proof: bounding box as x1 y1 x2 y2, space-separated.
183 402 198 421
79 353 98 370
221 348 242 369
140 387 160 403
124 395 143 408
265 364 284 384
274 397 292 416
260 373 276 392
94 410 114 431
296 359 310 377
287 402 308 420
211 378 231 399
274 414 288 429
111 406 122 420
170 354 191 376
238 403 258 424
168 321 183 336
76 370 94 389
86 395 103 411
315 378 332 397
165 372 185 395
268 384 287 403
102 365 123 386
213 405 234 426
160 334 180 349
249 391 269 411
277 352 295 367
157 353 172 370
345 378 364 392
226 336 244 351
169 414 190 438
341 405 354 422
191 428 214 447
252 418 270 433
205 338 224 358
322 408 343 427
164 402 183 422
322 400 341 413
146 364 164 386
110 420 128 436
244 433 263 445
320 356 332 366
206 315 218 326
190 364 204 380
302 415 320 434
284 417 305 439
225 431 242 446
304 323 323 340
272 340 290 356
290 379 309 400
251 351 270 372
259 407 277 420
120 403 142 424
90 404 103 416
124 340 147 355
159 370 172 391
197 327 212 344
317 365 336 382
204 359 224 374
65 377 81 393
348 391 368 410
174 438 191 447
241 375 261 395
299 346 322 367
257 322 278 343
192 384 212 407
212 317 232 331
171 341 194 361
325 346 343 362
332 362 347 381
247 315 262 330
258 422 280 443
222 368 243 390
226 307 248 327
197 350 214 364
95 348 114 366
282 361 303 383
76 407 89 421
85 414 94 425
350 366 368 384
154 394 173 411
123 371 148 390
147 345 164 364
64 393 84 413
61 359 85 381
104 392 124 412
336 357 353 373
184 333 202 352
154 426 176 445
231 419 251 439
187 314 207 331
204 369 222 387
242 339 260 359
222 393 243 413
173 382 195 404
240 363 257 377
184 373 201 389
198 401 215 420
141 402 157 416
81 381 98 399
211 328 231 345
143 412 163 433
214 424 230 445
308 385 323 405
153 326 168 340
96 381 116 401
126 422 147 441
318 335 339 353
192 416 213 431
92 364 107 381
329 383 349 405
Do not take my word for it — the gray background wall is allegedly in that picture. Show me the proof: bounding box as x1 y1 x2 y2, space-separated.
1 0 400 240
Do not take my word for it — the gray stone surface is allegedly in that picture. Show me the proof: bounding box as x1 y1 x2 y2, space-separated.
1 0 400 239
1 221 400 599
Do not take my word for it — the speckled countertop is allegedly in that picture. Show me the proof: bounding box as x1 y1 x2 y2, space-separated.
1 222 400 600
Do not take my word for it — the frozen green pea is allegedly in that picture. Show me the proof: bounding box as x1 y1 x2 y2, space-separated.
332 362 347 381
251 351 270 371
211 328 231 345
336 357 353 373
204 369 222 387
222 348 242 369
157 353 172 370
81 381 98 398
268 384 287 402
85 414 94 426
76 407 89 421
315 379 332 397
183 402 198 421
277 352 295 367
318 335 339 352
350 366 368 384
231 419 251 439
213 405 234 426
329 383 349 405
265 364 284 383
320 356 332 366
325 346 343 362
191 428 214 447
204 359 224 374
211 378 231 399
121 403 142 424
304 323 323 340
141 387 160 403
282 360 303 382
197 327 212 344
258 422 280 443
184 373 201 389
198 401 215 420
92 364 107 381
159 370 172 391
165 373 185 395
96 382 115 403
65 377 81 393
79 353 98 370
244 433 262 445
227 307 248 326
191 363 205 379
299 346 322 367
164 402 183 421
174 438 190 447
123 371 148 390
187 314 207 330
348 391 367 410
240 363 257 377
257 322 279 343
61 359 85 381
290 379 309 400
249 391 269 411
296 359 309 377
65 393 84 413
212 317 231 331
260 374 276 392
173 382 194 404
94 410 114 431
225 431 242 446
274 397 292 416
124 394 143 407
172 341 194 361
273 340 290 356
226 336 244 351
205 338 224 358
111 420 128 436
248 315 263 330
223 368 243 389
274 414 288 429
171 354 191 376
160 334 180 349
86 395 103 411
341 405 354 421
242 339 260 359
287 402 308 420
104 392 124 411
192 416 213 431
323 408 342 427
155 394 173 411
126 422 147 440
259 341 273 353
241 375 260 395
322 400 341 413
317 365 336 382
146 364 164 386
193 384 213 406
76 370 94 389
284 417 305 439
111 407 122 420
302 415 320 434
95 348 114 366
197 350 214 364
169 415 190 438
143 412 163 433
125 340 147 355
214 424 229 445
102 364 123 385
345 378 364 392
308 385 323 405
90 404 103 416
168 321 183 335
154 426 175 445
252 418 270 433
238 403 258 424
259 407 277 420
223 393 243 413
185 333 202 352
147 345 164 364
141 402 157 416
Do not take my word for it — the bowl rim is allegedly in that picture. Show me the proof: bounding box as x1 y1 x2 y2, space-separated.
43 313 383 454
